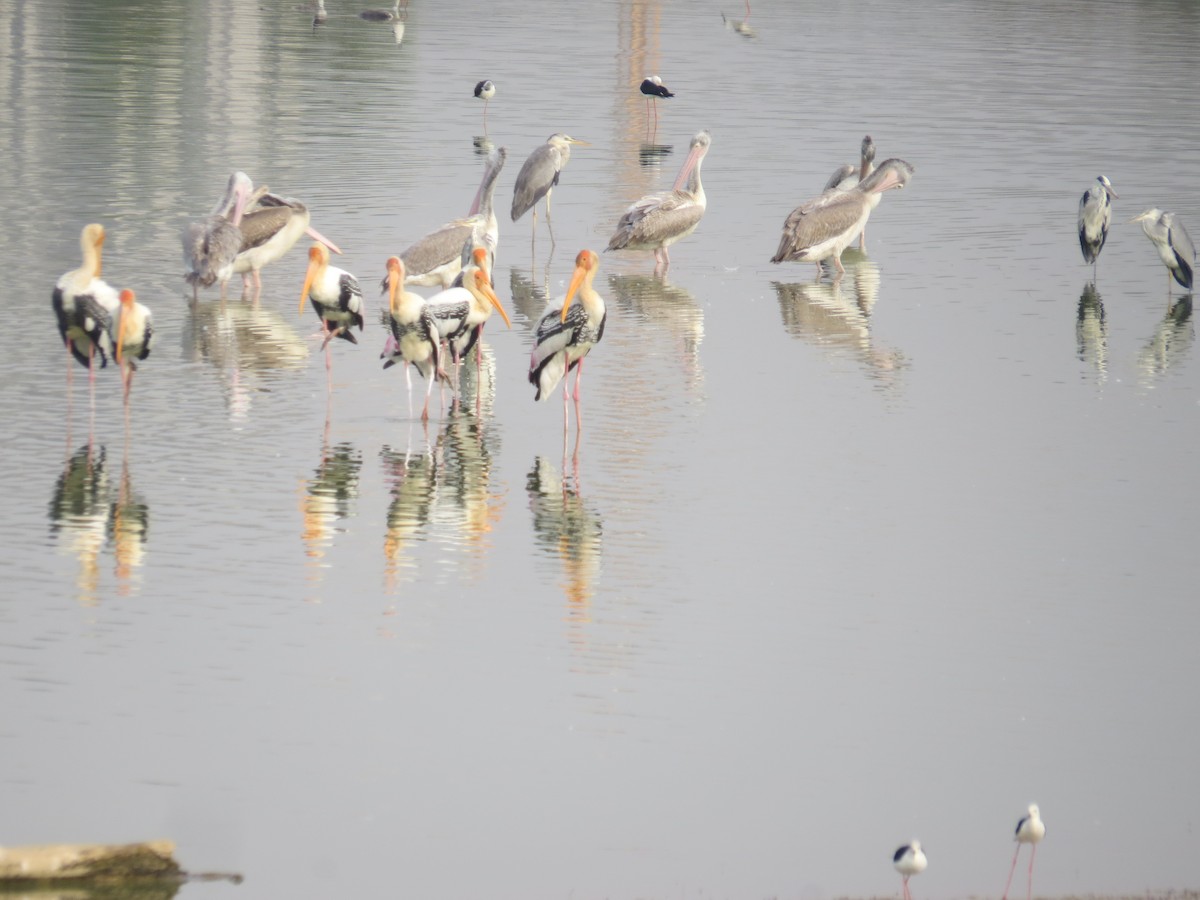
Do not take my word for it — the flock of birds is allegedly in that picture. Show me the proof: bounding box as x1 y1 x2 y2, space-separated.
894 803 1046 900
50 63 1196 430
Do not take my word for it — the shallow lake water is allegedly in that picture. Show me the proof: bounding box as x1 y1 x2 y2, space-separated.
1 1 1199 898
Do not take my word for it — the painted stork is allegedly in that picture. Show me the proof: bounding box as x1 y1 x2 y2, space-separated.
113 289 154 405
299 243 364 376
529 249 606 429
606 130 711 274
52 223 120 388
381 256 447 421
424 247 511 385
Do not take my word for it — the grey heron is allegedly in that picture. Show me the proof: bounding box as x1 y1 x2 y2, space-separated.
529 249 606 431
511 133 590 239
299 243 364 377
52 223 120 390
772 157 915 279
606 129 711 274
474 80 495 132
893 841 927 900
1078 175 1117 268
1001 804 1046 900
1131 207 1194 293
381 257 447 421
182 170 253 301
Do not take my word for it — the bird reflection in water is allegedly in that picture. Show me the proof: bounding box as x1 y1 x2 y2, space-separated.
49 443 148 604
381 432 437 594
183 298 308 420
1137 294 1193 385
608 272 706 400
722 0 756 37
638 142 673 170
300 433 363 584
1076 281 1108 384
432 411 504 578
772 252 907 392
526 456 602 629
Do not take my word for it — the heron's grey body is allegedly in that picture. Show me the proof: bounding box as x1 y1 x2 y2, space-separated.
1132 208 1195 292
511 133 587 232
1078 175 1117 266
772 158 914 278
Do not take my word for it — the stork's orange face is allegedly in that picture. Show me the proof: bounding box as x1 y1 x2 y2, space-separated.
562 249 598 322
300 243 329 315
385 256 405 314
470 267 511 328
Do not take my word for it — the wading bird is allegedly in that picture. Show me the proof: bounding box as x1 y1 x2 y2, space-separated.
299 243 364 376
771 158 915 279
1001 804 1045 900
474 79 495 131
113 289 154 406
1078 175 1118 269
236 190 342 298
639 75 674 130
424 248 511 385
381 256 446 421
823 135 877 249
893 841 927 900
607 130 711 274
398 147 507 288
511 133 590 239
360 1 400 21
53 223 120 388
182 170 253 301
529 249 606 430
1131 207 1194 293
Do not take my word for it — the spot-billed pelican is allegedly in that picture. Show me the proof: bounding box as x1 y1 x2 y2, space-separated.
113 289 153 406
893 841 927 900
299 243 364 376
183 171 253 301
823 135 877 249
398 147 507 288
52 223 120 387
606 130 711 274
1001 804 1046 900
771 158 914 279
381 256 446 421
529 249 606 429
1078 175 1117 269
511 133 590 238
236 191 342 298
1131 207 1194 293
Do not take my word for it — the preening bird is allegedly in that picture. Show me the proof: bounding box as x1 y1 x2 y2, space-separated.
529 249 606 430
1131 207 1194 293
511 133 590 237
1078 175 1118 268
1001 804 1046 900
182 170 254 301
52 223 120 387
893 841 927 900
606 129 711 274
823 135 877 249
771 158 915 279
236 190 342 298
113 288 154 405
299 243 365 376
639 75 674 130
381 256 447 421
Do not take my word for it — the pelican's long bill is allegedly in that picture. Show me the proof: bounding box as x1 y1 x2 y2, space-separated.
300 244 327 316
672 136 706 192
116 288 134 363
306 225 342 255
562 251 593 322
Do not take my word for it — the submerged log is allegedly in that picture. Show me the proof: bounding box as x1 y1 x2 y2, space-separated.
0 841 181 883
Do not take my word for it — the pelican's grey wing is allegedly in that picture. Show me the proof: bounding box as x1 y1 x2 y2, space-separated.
607 191 704 250
823 163 857 193
237 206 294 251
772 193 864 262
401 219 472 280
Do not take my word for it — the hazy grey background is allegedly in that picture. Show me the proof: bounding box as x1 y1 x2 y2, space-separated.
1 1 1198 898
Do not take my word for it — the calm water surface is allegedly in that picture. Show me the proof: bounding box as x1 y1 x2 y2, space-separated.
2 1 1199 898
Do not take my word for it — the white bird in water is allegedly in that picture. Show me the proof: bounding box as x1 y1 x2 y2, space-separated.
236 189 342 299
893 841 927 900
398 147 507 288
381 256 447 421
182 170 254 302
474 79 495 131
1078 175 1118 271
52 223 120 390
299 243 365 377
529 249 606 431
112 288 154 408
771 158 915 279
606 129 711 275
639 75 674 131
823 135 877 249
424 247 512 386
1130 207 1194 294
1001 804 1046 900
511 133 590 241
